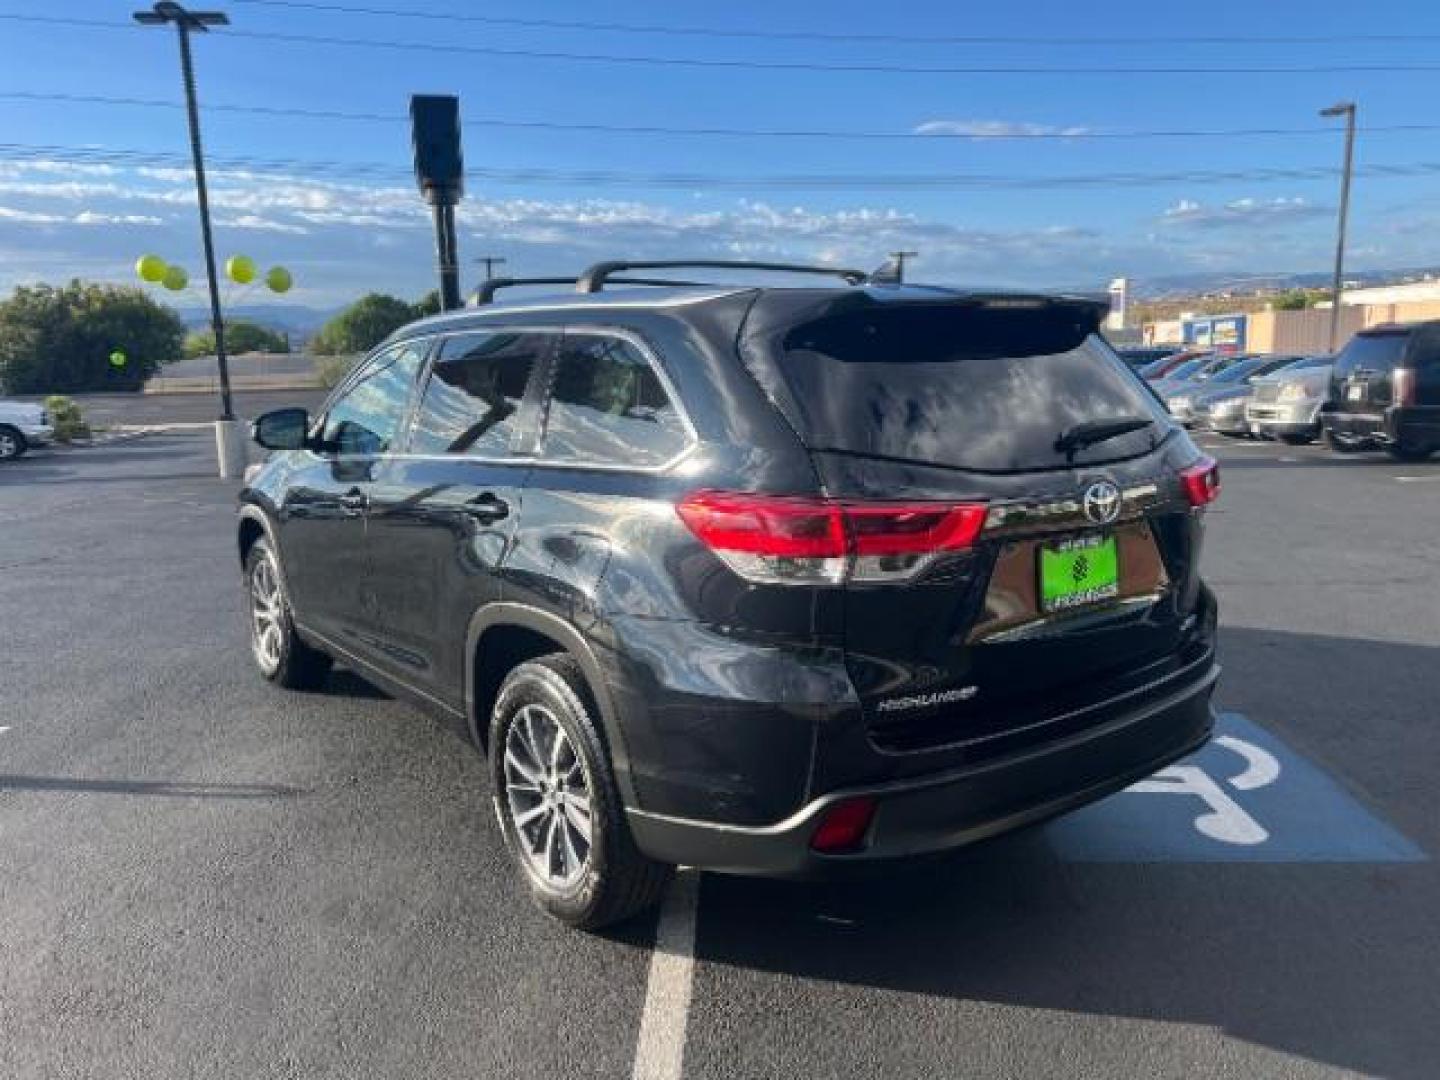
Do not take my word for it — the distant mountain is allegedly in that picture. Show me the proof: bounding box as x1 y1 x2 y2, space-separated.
1109 266 1440 300
174 303 340 338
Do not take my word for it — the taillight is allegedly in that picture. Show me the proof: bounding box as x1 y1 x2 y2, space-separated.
676 491 986 585
810 796 877 854
1392 368 1417 407
1179 456 1221 508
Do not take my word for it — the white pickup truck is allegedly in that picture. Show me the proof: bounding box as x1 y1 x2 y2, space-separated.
0 399 54 461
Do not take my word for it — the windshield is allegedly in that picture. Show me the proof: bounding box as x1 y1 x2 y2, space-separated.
1333 332 1408 378
1160 359 1204 381
1209 359 1265 384
768 304 1169 473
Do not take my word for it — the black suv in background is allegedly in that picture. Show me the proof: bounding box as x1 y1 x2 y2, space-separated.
1322 321 1440 460
240 260 1221 929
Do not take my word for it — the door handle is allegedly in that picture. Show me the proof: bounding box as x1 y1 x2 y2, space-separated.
339 488 367 515
465 492 509 523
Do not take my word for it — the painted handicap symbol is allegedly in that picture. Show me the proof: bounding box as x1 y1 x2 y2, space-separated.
1125 735 1280 845
1043 712 1423 863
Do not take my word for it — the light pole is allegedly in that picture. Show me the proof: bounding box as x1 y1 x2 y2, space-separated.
475 255 507 280
134 2 245 477
1320 101 1357 353
889 250 919 283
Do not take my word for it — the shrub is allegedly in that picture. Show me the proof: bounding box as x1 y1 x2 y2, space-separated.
183 319 291 358
0 280 183 393
314 353 361 389
43 394 92 443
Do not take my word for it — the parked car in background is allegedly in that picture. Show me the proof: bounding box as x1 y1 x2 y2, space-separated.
238 261 1221 929
0 399 53 461
1185 356 1306 435
1116 345 1180 371
1149 353 1242 407
1321 322 1440 461
1139 349 1208 380
1245 356 1335 444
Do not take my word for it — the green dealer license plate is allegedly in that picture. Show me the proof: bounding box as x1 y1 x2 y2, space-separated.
1038 534 1120 613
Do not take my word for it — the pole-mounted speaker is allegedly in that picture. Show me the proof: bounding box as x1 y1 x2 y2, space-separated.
410 94 463 206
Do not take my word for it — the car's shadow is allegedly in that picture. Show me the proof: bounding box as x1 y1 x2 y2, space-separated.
688 626 1439 1079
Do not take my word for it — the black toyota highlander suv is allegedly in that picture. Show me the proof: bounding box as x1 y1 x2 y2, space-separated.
239 260 1221 929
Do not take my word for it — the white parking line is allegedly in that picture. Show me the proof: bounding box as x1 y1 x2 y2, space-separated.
1395 475 1440 483
0 727 9 735
631 870 700 1080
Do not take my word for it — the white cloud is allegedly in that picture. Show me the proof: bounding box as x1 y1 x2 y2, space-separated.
913 119 1092 140
73 210 163 226
216 214 310 234
0 206 64 224
1160 196 1329 229
0 206 159 226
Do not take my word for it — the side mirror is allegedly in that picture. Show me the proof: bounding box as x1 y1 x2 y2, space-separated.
251 408 310 451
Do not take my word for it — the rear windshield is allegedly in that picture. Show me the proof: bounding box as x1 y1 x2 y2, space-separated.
1333 332 1407 378
773 305 1168 473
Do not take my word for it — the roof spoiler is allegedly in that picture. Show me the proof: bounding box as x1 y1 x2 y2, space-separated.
575 259 868 294
470 275 709 306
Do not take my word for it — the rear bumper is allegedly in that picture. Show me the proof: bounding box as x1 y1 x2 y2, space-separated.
1323 406 1440 446
627 660 1218 876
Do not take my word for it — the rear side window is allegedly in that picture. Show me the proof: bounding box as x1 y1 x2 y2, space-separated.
773 306 1166 472
1333 332 1408 378
408 331 550 456
540 334 690 468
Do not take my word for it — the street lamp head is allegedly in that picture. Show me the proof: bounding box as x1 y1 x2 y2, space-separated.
1319 102 1356 118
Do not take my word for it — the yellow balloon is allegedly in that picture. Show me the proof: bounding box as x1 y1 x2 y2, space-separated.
226 254 256 284
265 266 293 294
136 254 167 283
162 265 188 291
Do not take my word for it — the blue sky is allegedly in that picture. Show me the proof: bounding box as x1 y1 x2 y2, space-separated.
2 0 1439 306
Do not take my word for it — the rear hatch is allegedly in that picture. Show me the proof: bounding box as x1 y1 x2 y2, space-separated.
1330 329 1410 415
737 290 1215 775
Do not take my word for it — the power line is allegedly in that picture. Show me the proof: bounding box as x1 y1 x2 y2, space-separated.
5 13 1440 76
227 0 1440 48
6 141 1440 191
6 90 1440 142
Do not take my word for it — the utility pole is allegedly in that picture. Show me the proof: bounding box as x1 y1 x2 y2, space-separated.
889 251 919 283
1320 101 1357 353
134 2 245 477
475 256 507 280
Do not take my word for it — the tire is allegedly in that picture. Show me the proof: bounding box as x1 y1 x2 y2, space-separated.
0 425 26 461
1280 431 1316 446
1325 430 1362 455
490 654 671 930
243 537 332 689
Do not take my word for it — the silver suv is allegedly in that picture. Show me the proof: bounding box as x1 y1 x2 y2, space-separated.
0 400 53 461
1245 356 1334 444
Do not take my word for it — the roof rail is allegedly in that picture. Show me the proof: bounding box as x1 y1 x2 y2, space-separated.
470 275 709 306
575 259 867 294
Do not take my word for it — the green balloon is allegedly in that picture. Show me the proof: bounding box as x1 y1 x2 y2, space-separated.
136 254 167 283
265 265 293 294
226 254 257 284
162 265 188 291
109 349 127 369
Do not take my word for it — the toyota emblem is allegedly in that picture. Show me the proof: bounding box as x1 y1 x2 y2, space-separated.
1082 480 1122 525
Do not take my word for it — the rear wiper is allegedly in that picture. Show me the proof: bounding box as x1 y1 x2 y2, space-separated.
1054 416 1155 461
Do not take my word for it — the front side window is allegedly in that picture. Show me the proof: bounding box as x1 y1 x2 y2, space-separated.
321 340 426 456
408 331 550 456
541 334 690 468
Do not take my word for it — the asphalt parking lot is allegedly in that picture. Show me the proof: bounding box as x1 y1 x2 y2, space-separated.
1 425 1436 1079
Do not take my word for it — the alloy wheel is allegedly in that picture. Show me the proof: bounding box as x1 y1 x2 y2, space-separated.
248 554 285 674
0 432 18 460
503 704 594 890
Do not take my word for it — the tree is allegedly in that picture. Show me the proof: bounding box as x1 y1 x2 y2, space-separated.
184 319 290 358
0 280 184 393
1272 290 1310 311
413 289 442 318
310 293 418 355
